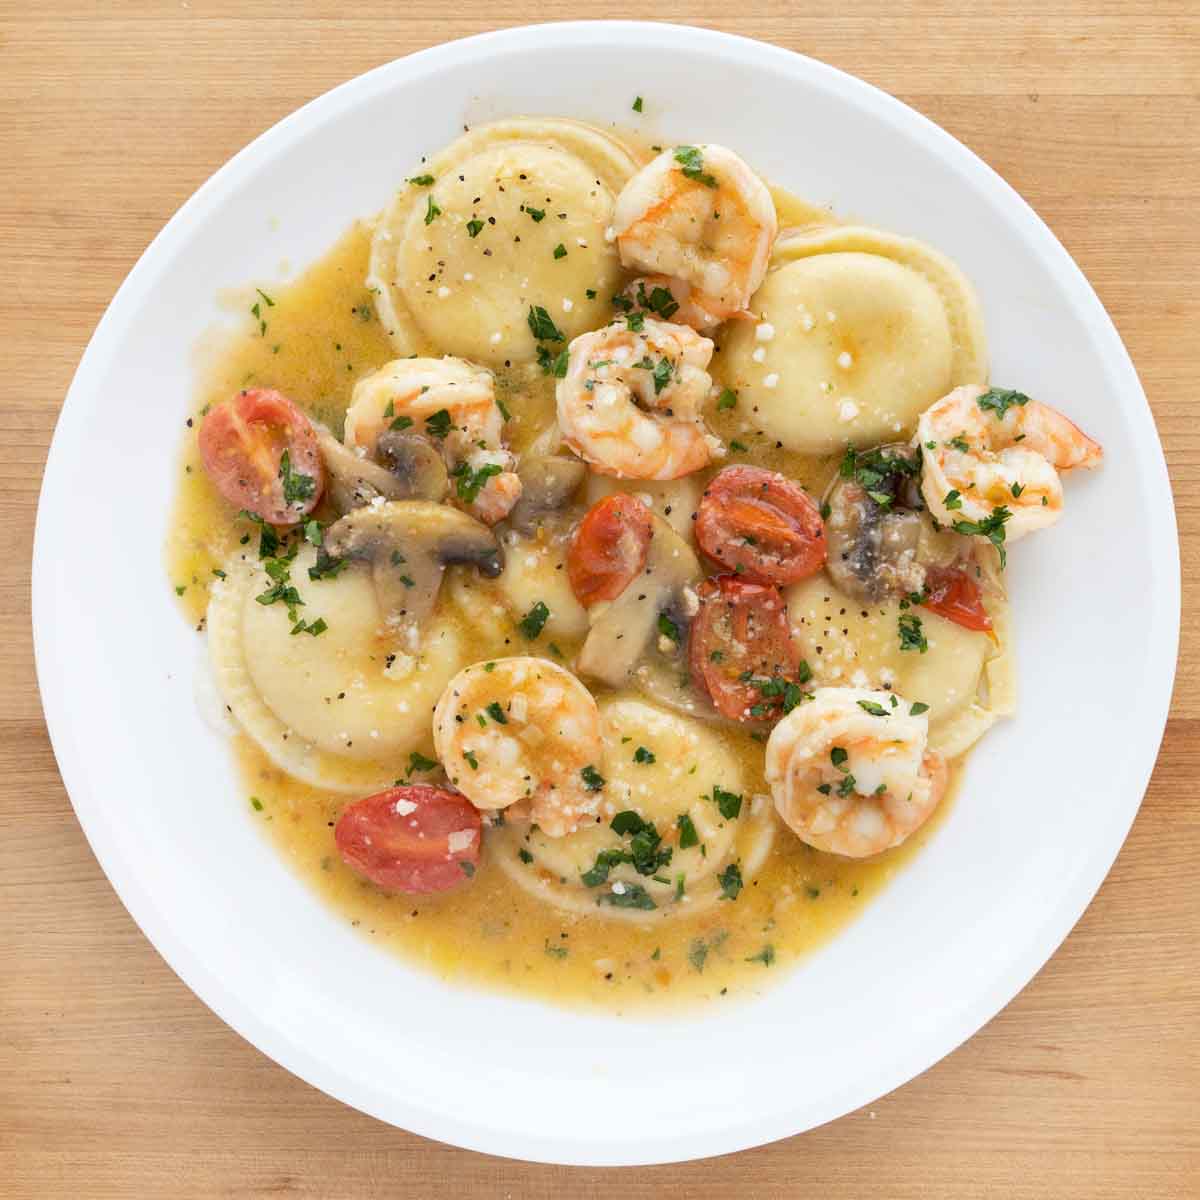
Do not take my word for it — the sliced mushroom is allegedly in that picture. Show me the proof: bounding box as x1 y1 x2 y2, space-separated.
316 427 447 514
507 455 587 536
324 500 502 633
576 512 701 687
824 443 927 603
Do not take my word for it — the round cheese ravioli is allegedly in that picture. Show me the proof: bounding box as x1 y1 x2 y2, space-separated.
492 697 775 922
207 547 465 791
721 225 987 454
785 571 1010 758
369 119 642 367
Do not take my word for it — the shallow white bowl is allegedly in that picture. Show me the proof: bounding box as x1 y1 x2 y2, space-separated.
33 21 1178 1166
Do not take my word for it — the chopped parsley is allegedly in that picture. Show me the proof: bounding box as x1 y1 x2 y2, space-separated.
544 938 567 959
424 409 453 439
657 612 680 643
598 884 656 911
909 701 930 716
949 435 970 453
1011 481 1025 498
290 616 327 637
451 461 502 503
424 195 441 224
977 387 1030 419
466 218 485 238
625 310 645 332
463 750 479 770
250 797 264 812
524 206 546 222
408 174 435 186
536 344 569 377
831 747 849 770
390 414 414 431
944 489 963 510
716 387 738 411
742 673 811 715
239 510 280 559
745 945 776 967
406 751 438 777
838 444 919 510
717 862 743 901
676 813 699 849
485 701 508 725
302 519 323 547
518 849 534 864
580 765 605 791
674 144 718 187
517 600 550 639
688 937 710 973
633 746 656 764
898 612 928 653
952 505 1013 568
458 861 475 878
857 699 890 717
632 95 644 112
278 449 315 507
527 304 565 342
552 243 567 260
709 785 743 820
729 439 748 452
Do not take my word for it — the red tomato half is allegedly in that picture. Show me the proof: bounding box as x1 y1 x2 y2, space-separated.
922 565 993 634
198 388 324 524
567 493 654 607
688 575 800 722
695 465 826 585
334 785 482 894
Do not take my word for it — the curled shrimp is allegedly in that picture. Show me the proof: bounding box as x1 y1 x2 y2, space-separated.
344 356 522 524
919 384 1103 542
556 316 721 479
432 657 604 837
612 144 778 322
765 687 947 858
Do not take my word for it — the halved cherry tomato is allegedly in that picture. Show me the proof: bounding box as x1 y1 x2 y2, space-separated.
695 465 826 585
921 565 993 633
334 785 481 894
198 388 324 524
688 574 801 722
567 493 654 607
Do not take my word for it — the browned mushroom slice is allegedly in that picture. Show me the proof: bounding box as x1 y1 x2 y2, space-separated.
576 512 702 687
324 500 502 631
316 427 448 513
507 455 587 536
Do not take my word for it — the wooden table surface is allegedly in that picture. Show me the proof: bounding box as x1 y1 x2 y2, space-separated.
3 4 1198 1196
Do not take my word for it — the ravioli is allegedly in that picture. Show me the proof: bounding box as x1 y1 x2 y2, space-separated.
492 698 775 921
207 547 465 791
785 571 1009 757
721 225 987 454
369 118 642 367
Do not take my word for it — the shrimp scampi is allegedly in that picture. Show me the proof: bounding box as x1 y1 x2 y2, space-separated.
765 687 948 858
612 144 778 322
344 356 522 524
432 657 604 838
556 316 721 479
919 384 1103 543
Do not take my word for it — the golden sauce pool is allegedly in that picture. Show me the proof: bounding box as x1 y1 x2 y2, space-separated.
167 208 960 1013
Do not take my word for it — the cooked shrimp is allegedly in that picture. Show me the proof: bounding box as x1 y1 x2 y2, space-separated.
556 316 721 479
612 144 778 322
919 384 1103 542
344 356 522 524
764 687 947 858
432 657 604 837
620 275 725 334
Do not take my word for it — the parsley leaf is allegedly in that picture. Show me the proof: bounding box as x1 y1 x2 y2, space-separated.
977 387 1031 419
717 862 743 901
898 612 928 653
676 813 699 849
527 305 565 342
581 765 605 791
278 449 315 507
408 174 435 186
485 701 508 725
466 218 484 238
674 144 718 187
424 409 453 439
657 612 680 643
424 195 441 224
952 505 1013 568
598 884 656 911
746 945 776 966
857 699 890 717
451 461 502 503
716 387 738 411
909 701 931 716
633 746 656 764
709 785 742 820
406 751 438 777
517 600 550 639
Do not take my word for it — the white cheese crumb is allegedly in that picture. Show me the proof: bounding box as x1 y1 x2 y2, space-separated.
393 798 418 816
611 881 627 895
463 272 474 282
837 350 853 369
755 322 775 342
751 347 766 364
839 398 860 421
437 285 451 299
562 298 574 312
763 373 779 389
446 829 476 853
575 237 588 248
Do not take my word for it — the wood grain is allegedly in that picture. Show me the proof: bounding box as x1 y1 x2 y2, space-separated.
2 4 1198 1196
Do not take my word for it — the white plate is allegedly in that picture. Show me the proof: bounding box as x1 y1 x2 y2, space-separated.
33 22 1178 1166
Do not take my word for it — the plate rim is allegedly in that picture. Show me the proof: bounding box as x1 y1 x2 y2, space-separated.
31 20 1181 1166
